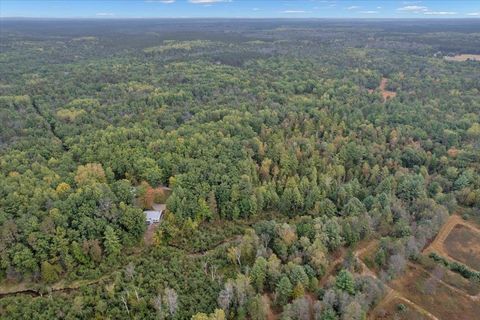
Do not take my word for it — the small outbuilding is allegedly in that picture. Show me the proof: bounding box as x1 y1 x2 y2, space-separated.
144 210 163 225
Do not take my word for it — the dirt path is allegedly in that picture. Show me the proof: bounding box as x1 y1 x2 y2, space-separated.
262 294 278 320
0 273 113 298
367 270 439 320
396 295 439 320
143 223 159 245
379 77 396 102
368 78 396 102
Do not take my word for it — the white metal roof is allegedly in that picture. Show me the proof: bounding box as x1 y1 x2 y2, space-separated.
144 210 162 221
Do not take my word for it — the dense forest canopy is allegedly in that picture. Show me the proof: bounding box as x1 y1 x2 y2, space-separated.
0 19 479 319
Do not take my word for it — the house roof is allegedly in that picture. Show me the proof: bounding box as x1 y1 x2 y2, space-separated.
144 210 162 221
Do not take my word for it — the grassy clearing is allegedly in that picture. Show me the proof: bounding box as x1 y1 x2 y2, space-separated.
444 225 480 271
370 296 430 320
389 265 480 320
444 54 480 62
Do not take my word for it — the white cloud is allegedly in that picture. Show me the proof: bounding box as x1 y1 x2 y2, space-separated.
466 12 480 16
397 5 428 13
282 10 307 14
145 0 176 3
189 0 231 3
360 11 379 14
252 8 260 11
377 7 382 9
96 12 115 16
424 11 457 15
347 6 359 10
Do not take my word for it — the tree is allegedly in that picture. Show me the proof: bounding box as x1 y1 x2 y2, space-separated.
197 197 212 221
251 257 267 292
388 254 406 278
342 197 366 216
74 163 106 186
41 261 60 283
103 226 121 258
276 276 293 305
248 294 268 320
320 307 338 320
397 174 425 202
283 297 309 320
335 269 355 294
292 282 305 299
342 301 364 320
280 178 304 216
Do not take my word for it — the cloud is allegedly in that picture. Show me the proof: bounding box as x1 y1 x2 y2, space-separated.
397 5 428 13
252 8 261 11
466 12 480 16
282 10 307 14
96 12 115 16
145 0 175 3
424 11 457 15
347 6 359 10
360 11 379 14
189 0 231 3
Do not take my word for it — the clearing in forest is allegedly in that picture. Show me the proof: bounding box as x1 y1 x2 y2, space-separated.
444 225 480 271
368 77 396 102
388 264 480 320
444 54 480 62
423 214 480 271
370 295 432 320
366 213 480 320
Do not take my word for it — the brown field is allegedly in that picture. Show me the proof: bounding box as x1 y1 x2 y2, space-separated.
410 261 480 296
369 214 480 320
379 78 397 102
367 78 397 102
444 224 480 271
370 296 431 320
445 54 480 62
389 265 480 320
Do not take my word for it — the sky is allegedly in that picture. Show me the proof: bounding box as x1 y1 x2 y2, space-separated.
1 0 479 19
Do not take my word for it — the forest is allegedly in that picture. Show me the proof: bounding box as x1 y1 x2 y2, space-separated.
0 19 479 319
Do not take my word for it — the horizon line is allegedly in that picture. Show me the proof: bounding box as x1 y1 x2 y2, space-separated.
2 16 480 20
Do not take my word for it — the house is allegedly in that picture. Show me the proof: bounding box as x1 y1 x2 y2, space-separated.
144 210 163 225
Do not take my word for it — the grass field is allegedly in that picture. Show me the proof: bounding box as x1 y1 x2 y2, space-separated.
370 296 431 320
389 265 480 320
444 225 480 271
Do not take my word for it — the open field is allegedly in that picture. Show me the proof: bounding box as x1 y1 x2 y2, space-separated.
424 214 480 271
444 225 480 271
444 54 480 62
389 265 480 320
370 295 431 320
368 213 480 320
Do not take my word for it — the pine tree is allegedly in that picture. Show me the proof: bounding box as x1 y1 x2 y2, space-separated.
335 269 355 294
104 226 121 258
276 276 293 305
251 257 267 292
